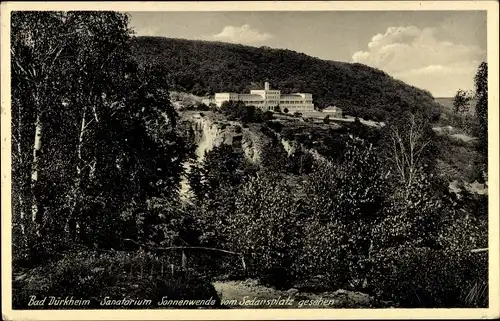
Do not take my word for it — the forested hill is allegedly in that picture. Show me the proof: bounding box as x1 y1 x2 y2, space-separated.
131 36 441 121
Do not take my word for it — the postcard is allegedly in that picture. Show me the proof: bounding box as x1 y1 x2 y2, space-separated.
1 1 499 320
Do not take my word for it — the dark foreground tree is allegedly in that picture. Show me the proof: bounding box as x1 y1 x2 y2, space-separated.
11 11 189 263
474 62 488 177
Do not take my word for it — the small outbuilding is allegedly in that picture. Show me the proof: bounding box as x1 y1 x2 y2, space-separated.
322 105 342 118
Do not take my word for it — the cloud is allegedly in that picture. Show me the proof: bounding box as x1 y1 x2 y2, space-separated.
352 25 486 97
209 24 273 44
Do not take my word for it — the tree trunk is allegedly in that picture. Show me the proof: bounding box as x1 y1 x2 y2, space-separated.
31 112 43 236
15 107 27 246
65 106 87 240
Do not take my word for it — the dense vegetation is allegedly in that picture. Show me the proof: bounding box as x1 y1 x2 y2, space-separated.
10 11 212 308
131 37 441 122
10 11 488 310
184 111 488 307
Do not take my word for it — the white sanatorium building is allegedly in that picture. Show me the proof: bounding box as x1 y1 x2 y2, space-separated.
205 82 315 113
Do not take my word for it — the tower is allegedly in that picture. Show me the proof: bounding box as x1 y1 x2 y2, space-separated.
265 81 270 90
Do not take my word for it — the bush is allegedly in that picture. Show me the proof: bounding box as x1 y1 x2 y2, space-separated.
368 246 487 307
288 148 314 175
226 174 303 288
298 219 370 290
299 136 388 288
266 120 283 133
259 138 292 173
13 251 221 309
220 100 267 123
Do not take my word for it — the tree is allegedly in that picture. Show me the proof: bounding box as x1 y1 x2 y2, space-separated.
220 100 265 123
474 62 488 175
383 113 434 199
187 144 252 247
11 12 190 258
11 12 71 243
453 89 473 115
227 174 303 287
283 107 289 114
323 115 330 124
301 136 388 288
259 139 292 174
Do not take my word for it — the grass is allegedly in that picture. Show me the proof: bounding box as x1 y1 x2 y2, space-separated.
12 250 222 309
463 281 488 307
435 134 482 183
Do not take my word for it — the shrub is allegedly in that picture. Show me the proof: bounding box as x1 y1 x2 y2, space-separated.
298 219 370 290
368 245 487 307
266 120 282 133
288 148 315 175
226 174 303 288
304 136 387 223
13 251 221 309
259 138 292 173
220 100 267 123
299 136 388 288
196 103 210 111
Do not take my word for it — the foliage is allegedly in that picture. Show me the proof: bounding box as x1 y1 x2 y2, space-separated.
187 144 255 248
371 169 444 249
435 134 483 183
259 138 293 174
10 13 488 310
131 37 442 122
226 174 304 288
474 62 488 173
219 100 269 123
453 89 474 114
11 12 191 264
288 148 315 175
379 112 437 185
299 136 388 288
368 245 487 307
439 110 478 136
13 251 221 309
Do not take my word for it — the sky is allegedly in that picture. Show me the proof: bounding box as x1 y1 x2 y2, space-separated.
127 11 487 97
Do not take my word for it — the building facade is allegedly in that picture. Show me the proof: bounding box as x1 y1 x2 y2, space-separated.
322 105 343 118
213 82 314 112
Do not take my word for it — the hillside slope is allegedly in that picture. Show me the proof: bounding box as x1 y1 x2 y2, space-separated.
131 36 441 122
